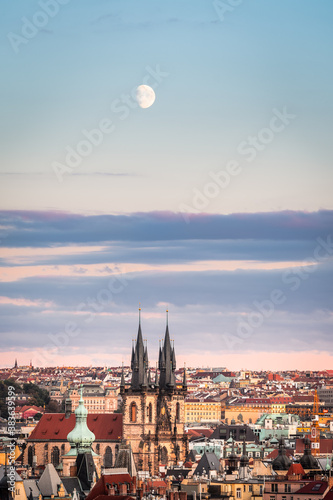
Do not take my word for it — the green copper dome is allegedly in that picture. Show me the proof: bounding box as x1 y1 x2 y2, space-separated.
67 387 95 454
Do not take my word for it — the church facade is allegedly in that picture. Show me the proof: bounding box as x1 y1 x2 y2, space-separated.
120 311 188 475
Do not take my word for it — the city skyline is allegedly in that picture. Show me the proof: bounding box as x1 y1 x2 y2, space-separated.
0 1 332 370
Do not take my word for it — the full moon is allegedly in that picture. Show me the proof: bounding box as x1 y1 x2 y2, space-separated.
136 85 156 109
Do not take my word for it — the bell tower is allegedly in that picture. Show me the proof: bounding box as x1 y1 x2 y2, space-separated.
121 309 187 475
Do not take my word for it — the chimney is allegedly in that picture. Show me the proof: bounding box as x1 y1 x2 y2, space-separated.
65 398 72 418
70 466 77 477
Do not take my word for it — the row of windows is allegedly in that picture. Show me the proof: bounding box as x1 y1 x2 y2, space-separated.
237 486 263 497
271 484 292 493
27 444 118 468
186 411 219 415
186 403 219 406
129 402 181 422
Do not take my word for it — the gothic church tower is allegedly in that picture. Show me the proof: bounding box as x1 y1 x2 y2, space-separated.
121 309 187 475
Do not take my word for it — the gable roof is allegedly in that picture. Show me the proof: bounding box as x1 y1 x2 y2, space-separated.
23 479 41 500
194 451 221 476
38 463 66 497
287 463 305 476
28 413 122 441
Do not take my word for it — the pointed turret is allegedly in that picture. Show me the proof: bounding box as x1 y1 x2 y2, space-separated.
159 310 176 391
154 362 159 386
182 365 187 391
131 308 150 391
131 341 135 370
120 363 125 391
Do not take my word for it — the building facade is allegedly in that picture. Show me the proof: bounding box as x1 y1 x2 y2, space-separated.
23 412 122 470
69 385 118 414
185 398 221 423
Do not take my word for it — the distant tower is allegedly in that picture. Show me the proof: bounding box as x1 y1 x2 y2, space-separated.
121 308 187 474
14 359 18 369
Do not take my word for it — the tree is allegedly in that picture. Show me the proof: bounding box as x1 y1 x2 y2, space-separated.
45 400 61 413
23 383 50 407
0 379 23 419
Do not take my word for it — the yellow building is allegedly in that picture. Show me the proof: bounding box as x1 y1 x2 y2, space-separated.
225 404 271 424
210 480 264 500
271 404 286 414
69 385 118 413
0 442 21 465
182 479 263 500
13 474 27 500
185 398 221 423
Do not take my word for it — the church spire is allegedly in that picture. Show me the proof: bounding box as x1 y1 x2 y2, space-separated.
120 363 125 390
159 309 176 391
66 385 95 454
155 362 159 385
182 364 187 391
131 308 149 391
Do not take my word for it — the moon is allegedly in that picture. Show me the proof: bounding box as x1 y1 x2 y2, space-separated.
136 85 156 109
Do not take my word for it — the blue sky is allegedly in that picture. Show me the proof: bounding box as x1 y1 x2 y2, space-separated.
0 1 332 368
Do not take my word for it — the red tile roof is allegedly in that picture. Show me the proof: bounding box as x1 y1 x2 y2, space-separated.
28 413 122 441
295 481 329 495
296 438 333 454
265 449 294 460
287 463 305 476
187 428 214 439
324 489 333 500
147 480 167 489
86 473 134 500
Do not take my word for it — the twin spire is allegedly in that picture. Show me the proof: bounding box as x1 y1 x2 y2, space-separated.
129 308 185 392
130 308 149 390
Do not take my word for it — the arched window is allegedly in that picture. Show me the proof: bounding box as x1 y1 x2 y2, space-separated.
61 444 65 456
148 403 152 423
160 446 168 465
27 446 34 467
130 402 137 422
115 444 119 461
44 444 48 463
51 446 60 467
96 444 100 455
104 446 113 467
176 402 180 422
